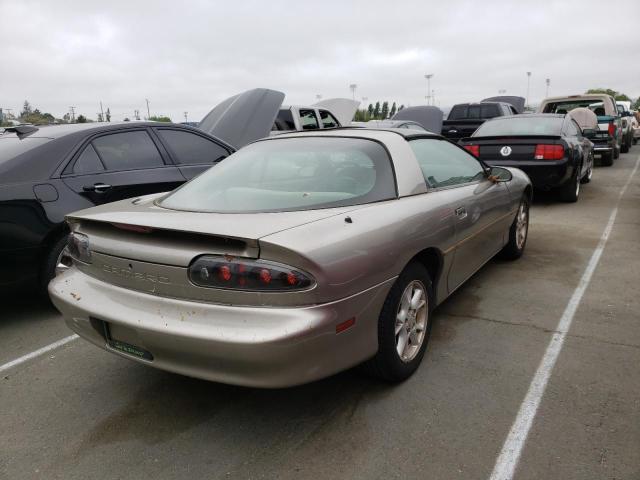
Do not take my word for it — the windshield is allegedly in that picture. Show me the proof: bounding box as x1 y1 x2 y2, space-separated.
474 117 564 136
160 137 396 213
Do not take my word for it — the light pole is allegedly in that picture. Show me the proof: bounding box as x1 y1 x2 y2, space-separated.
498 89 507 94
315 94 322 102
425 74 433 105
145 98 151 120
184 112 188 122
545 78 550 97
349 84 357 101
526 72 531 110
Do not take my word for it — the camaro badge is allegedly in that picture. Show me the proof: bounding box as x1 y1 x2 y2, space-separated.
500 146 512 157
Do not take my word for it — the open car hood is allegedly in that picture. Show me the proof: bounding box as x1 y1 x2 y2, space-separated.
313 98 360 126
199 88 285 149
392 106 444 134
481 96 526 114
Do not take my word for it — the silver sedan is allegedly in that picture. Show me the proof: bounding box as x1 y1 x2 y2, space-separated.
50 128 531 387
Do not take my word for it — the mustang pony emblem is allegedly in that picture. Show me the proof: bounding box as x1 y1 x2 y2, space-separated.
500 146 512 157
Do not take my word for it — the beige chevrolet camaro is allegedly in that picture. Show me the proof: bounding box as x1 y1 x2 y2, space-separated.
50 128 531 388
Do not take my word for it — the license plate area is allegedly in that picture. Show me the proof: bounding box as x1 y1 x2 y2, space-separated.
95 318 154 361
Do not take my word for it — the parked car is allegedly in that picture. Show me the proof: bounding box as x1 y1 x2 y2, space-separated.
50 128 532 388
633 111 640 145
538 94 621 166
441 99 523 142
1 88 285 295
270 98 359 134
459 113 594 202
391 105 445 134
616 101 635 153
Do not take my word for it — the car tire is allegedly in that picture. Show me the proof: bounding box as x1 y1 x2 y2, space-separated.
600 152 613 166
614 147 620 159
498 195 529 260
580 159 593 184
559 170 580 203
39 234 70 298
621 139 630 153
633 138 638 145
363 262 433 382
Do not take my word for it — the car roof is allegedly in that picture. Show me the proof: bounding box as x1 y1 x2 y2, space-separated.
14 121 173 139
264 126 442 141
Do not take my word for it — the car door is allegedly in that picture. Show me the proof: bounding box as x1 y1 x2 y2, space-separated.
408 138 513 292
153 127 233 180
62 128 185 205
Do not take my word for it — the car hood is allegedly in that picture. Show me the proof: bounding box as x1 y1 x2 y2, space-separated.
66 192 360 242
313 98 360 126
199 88 285 149
392 106 444 134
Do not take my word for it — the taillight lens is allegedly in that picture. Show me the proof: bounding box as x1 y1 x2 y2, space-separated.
464 145 479 157
67 232 92 264
534 144 564 160
189 256 315 291
608 122 616 137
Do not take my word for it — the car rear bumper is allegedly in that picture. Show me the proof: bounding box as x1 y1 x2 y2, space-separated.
49 268 393 388
483 159 573 189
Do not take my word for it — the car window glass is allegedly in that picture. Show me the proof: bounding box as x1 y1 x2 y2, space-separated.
161 137 396 213
409 139 484 188
448 105 468 119
319 110 339 128
157 129 229 165
272 109 296 131
73 144 105 174
92 131 164 171
299 110 319 130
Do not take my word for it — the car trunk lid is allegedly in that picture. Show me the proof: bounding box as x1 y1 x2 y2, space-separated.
463 135 563 161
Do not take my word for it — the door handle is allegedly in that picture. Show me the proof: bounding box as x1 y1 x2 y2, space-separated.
455 207 467 219
83 183 112 193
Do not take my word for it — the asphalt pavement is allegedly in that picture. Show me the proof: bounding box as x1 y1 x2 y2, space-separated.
1 148 639 480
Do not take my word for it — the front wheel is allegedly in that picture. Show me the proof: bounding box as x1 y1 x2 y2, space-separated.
363 262 433 382
600 151 613 166
499 195 529 260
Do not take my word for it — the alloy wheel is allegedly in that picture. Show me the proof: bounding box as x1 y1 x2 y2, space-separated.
516 201 528 249
395 281 428 362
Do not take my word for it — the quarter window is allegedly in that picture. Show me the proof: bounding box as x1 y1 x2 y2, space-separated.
92 131 164 171
157 129 229 165
299 109 320 130
73 144 104 174
409 139 485 188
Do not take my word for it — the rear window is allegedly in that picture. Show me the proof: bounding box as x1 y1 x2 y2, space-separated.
0 136 51 163
160 137 396 213
474 117 564 137
542 99 614 116
448 104 499 120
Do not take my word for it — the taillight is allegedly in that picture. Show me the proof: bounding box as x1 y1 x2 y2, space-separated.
608 122 616 137
534 144 564 160
464 145 479 157
189 256 315 291
67 232 92 264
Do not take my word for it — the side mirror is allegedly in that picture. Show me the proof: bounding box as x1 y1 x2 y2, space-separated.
487 166 512 182
582 128 597 139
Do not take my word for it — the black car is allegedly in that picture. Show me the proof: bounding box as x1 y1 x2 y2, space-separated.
0 122 235 294
459 114 595 202
441 99 523 142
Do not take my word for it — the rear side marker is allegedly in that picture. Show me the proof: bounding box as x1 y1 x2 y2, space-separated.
336 317 356 334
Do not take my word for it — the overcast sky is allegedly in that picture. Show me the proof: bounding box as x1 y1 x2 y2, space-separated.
2 0 638 122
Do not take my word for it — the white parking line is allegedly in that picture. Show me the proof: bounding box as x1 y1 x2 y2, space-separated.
0 334 79 374
489 155 640 480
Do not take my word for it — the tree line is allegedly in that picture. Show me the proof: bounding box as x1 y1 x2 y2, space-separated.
354 101 406 121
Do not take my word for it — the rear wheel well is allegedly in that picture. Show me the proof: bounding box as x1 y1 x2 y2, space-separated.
410 247 443 297
524 185 533 202
38 223 69 270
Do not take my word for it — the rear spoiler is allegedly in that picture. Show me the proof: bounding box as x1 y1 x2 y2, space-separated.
460 134 562 142
1 125 39 137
